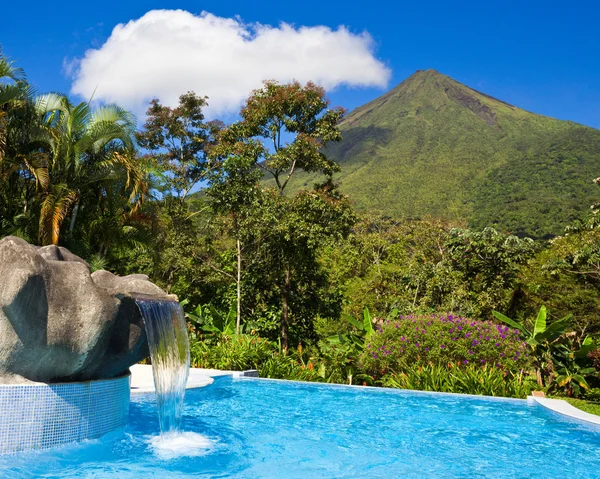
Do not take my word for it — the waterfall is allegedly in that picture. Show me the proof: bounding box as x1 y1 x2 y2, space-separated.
136 298 190 434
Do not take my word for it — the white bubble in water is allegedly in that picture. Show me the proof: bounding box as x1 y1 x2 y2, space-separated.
149 432 214 460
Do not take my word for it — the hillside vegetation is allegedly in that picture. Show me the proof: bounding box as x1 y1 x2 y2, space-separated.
286 70 600 238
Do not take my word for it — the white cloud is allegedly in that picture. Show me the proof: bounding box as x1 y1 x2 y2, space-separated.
70 10 391 116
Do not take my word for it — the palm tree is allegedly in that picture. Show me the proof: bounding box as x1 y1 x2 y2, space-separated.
35 93 148 245
0 50 49 239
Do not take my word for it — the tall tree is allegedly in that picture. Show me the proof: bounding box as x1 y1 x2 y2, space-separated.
211 81 352 349
237 80 344 195
207 130 263 333
136 92 222 202
0 50 49 240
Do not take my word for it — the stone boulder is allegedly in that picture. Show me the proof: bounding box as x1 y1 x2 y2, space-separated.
0 236 173 383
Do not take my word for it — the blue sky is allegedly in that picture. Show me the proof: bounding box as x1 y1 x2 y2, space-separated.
2 0 599 127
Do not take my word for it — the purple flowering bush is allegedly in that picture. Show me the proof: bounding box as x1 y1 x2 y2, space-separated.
359 313 531 376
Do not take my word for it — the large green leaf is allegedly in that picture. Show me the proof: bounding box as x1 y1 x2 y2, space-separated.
575 336 595 358
363 307 374 338
532 306 547 339
555 375 569 387
572 374 590 389
492 311 525 332
536 315 571 342
342 313 362 331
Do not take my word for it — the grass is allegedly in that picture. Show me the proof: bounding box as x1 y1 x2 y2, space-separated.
562 398 600 416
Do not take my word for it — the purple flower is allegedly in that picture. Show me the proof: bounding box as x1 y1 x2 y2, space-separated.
440 345 445 349
463 360 469 364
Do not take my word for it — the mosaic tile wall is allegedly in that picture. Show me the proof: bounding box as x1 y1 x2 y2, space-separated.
0 375 130 454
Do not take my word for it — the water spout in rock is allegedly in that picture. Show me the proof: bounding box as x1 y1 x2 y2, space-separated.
136 299 190 433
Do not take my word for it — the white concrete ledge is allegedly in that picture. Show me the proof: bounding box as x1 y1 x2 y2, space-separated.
529 396 600 425
130 364 214 393
130 365 258 393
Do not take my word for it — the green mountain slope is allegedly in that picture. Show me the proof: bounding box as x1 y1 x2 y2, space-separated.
288 70 600 238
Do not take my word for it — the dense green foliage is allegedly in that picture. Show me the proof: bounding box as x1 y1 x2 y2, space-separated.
381 364 536 398
3 50 600 400
277 70 600 239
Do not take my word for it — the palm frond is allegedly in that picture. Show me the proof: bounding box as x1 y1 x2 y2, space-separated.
39 184 77 245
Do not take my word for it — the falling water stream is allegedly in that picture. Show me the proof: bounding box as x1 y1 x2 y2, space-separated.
136 298 190 433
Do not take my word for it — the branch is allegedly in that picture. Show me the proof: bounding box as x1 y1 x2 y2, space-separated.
279 158 298 194
206 261 236 281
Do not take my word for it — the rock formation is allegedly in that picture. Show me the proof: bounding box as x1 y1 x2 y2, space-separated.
0 236 173 383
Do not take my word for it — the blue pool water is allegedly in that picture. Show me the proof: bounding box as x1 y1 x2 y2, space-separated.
2 378 600 478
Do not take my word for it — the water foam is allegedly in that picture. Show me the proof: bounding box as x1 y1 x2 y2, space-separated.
149 432 214 460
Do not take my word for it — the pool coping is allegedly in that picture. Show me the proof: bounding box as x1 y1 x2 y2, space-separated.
528 396 600 426
129 365 257 393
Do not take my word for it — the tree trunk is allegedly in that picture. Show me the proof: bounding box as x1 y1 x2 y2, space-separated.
536 367 543 387
236 237 242 335
69 202 80 234
280 265 291 353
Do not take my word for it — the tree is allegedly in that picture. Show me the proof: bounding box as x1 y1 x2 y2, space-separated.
0 50 49 240
208 81 351 349
34 93 146 246
235 80 344 195
135 92 222 201
244 183 356 350
207 130 263 333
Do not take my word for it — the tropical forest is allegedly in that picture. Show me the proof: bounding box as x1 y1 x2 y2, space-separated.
3 48 600 412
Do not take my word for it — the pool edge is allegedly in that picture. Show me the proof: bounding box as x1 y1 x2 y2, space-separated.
529 396 600 426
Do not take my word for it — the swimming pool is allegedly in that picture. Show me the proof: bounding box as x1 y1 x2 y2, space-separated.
2 377 600 478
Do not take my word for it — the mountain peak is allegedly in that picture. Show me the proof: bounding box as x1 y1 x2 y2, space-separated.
313 70 600 238
343 69 520 130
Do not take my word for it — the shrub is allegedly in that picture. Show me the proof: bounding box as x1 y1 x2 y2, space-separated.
359 313 532 377
381 363 536 398
258 354 325 382
190 334 276 370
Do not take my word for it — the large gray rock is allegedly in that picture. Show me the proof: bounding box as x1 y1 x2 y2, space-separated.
0 236 173 383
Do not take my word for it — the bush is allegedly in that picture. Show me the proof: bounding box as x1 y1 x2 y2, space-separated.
359 313 532 377
381 364 536 398
258 355 323 382
190 334 276 370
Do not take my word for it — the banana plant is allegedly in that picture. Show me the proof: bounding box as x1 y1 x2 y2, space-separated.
493 306 572 387
550 335 597 397
328 306 397 349
492 306 571 346
182 300 239 338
